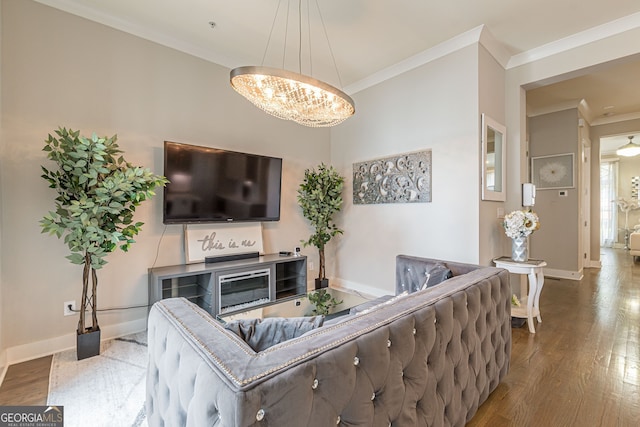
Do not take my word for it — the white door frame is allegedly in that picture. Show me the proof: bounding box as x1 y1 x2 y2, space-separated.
581 137 591 268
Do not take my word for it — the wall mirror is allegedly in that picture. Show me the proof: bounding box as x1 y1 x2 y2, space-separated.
481 113 506 201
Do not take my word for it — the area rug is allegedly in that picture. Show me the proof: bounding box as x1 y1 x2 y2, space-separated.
47 331 148 427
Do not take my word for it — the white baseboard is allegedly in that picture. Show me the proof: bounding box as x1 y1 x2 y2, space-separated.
587 260 602 268
3 318 147 368
543 267 583 281
331 278 391 299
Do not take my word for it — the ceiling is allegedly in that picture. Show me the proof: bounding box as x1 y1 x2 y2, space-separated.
35 0 640 130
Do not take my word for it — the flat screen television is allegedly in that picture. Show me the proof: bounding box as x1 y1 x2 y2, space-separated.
163 141 282 224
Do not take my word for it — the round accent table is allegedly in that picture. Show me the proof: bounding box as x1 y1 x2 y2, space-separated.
493 257 547 333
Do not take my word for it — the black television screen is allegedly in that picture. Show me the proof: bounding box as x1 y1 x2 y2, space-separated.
163 141 282 224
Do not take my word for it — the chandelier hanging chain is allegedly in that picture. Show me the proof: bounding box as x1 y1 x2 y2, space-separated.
305 0 312 76
260 0 340 83
297 0 303 74
283 0 291 69
261 0 283 67
313 0 345 90
229 0 355 127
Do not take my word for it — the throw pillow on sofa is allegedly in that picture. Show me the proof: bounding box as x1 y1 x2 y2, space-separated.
422 263 453 290
397 261 453 294
224 316 324 352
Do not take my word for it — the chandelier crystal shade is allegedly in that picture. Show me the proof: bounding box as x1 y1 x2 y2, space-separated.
230 66 355 127
229 0 355 127
616 136 640 157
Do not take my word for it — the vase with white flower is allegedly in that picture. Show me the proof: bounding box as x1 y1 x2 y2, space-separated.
502 209 540 262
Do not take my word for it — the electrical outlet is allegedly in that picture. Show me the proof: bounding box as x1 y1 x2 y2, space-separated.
309 261 315 271
64 300 76 316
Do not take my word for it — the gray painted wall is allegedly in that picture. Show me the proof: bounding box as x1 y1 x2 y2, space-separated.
330 45 484 295
0 0 330 355
528 109 580 273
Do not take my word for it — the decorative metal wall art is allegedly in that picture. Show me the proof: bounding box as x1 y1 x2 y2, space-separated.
632 176 640 200
353 150 432 204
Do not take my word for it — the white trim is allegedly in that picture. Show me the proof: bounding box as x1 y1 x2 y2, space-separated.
508 12 640 69
3 318 147 367
33 0 239 68
331 278 390 299
591 111 640 126
478 26 512 68
543 267 583 281
32 1 640 95
344 25 484 94
586 260 602 269
527 99 592 120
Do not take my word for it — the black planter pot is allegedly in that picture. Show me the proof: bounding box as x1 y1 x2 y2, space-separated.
314 278 329 289
76 327 101 360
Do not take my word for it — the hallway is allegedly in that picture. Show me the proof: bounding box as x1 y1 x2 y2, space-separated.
469 247 640 426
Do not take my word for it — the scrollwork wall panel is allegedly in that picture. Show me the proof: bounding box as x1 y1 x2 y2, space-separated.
353 150 432 204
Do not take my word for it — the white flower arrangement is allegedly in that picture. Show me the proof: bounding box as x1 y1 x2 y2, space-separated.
503 209 540 239
511 294 521 307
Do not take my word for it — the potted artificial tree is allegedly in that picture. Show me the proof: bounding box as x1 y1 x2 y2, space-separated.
40 127 167 360
297 163 344 289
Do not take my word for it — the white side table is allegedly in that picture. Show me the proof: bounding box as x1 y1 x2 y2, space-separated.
493 257 547 333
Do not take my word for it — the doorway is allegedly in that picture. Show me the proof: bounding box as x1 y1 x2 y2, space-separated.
599 133 640 250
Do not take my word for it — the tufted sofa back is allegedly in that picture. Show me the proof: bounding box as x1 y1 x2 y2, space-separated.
146 259 511 427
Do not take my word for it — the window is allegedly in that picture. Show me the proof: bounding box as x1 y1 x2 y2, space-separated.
600 160 618 247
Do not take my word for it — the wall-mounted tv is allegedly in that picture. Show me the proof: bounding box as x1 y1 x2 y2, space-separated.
163 141 282 224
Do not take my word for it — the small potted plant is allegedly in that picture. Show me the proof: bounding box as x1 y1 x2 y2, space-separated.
40 127 167 359
307 289 342 316
297 163 344 289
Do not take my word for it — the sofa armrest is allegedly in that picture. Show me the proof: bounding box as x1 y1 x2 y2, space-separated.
147 263 511 427
395 255 481 294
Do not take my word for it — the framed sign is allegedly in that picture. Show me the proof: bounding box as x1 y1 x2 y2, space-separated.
184 223 263 263
531 153 574 190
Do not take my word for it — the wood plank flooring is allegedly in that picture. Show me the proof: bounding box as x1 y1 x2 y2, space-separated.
0 248 638 426
468 248 640 426
0 355 51 406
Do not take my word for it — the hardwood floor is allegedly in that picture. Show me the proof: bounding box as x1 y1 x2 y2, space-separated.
0 248 638 426
469 248 640 427
0 355 51 406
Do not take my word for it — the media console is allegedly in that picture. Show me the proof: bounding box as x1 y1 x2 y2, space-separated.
148 254 307 318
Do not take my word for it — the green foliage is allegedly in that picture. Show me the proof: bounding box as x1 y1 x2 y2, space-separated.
307 289 342 316
40 127 168 270
297 163 344 250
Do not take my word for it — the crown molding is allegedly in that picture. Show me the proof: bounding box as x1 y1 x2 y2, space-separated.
527 99 583 118
591 111 640 126
33 1 640 99
507 12 640 69
527 99 597 124
478 26 512 68
33 0 239 68
344 25 484 94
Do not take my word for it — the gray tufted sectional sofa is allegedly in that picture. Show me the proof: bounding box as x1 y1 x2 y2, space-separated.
146 256 511 426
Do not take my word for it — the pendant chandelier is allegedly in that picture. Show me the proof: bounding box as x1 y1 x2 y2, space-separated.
616 136 640 157
230 0 355 127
